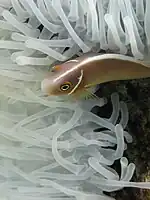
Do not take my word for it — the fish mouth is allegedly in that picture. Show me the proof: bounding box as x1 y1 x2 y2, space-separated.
41 79 62 96
41 79 53 94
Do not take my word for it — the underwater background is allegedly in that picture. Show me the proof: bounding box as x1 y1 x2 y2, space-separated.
0 0 150 200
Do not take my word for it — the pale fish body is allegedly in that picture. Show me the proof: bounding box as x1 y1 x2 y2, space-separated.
41 53 150 98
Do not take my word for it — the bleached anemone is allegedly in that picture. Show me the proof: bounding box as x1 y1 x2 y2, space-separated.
0 0 149 200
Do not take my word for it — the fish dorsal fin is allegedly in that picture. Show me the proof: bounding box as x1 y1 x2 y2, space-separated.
66 52 101 64
76 52 101 61
138 60 150 68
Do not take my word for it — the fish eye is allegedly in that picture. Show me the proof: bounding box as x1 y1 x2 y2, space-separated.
60 82 72 91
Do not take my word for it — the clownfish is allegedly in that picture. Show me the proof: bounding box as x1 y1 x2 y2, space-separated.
41 53 150 99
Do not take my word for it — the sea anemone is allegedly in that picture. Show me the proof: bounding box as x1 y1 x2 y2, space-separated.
0 0 149 200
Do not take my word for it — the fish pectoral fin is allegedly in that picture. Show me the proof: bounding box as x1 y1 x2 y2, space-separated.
82 89 99 100
84 83 95 88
